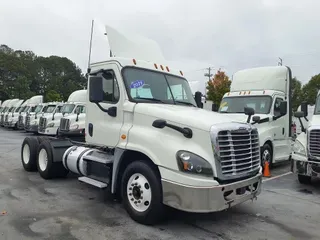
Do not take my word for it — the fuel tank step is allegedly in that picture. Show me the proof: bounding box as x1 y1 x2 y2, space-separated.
78 176 108 189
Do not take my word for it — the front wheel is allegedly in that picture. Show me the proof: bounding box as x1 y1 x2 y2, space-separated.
261 143 272 167
121 160 165 225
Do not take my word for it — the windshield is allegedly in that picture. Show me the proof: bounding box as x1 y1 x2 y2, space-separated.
314 96 320 115
61 104 75 114
219 96 272 114
3 107 8 113
75 105 86 114
14 107 21 113
122 68 196 106
24 106 30 113
44 105 57 113
34 105 43 113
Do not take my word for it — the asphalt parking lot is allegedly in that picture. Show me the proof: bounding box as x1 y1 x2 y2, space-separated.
0 128 319 240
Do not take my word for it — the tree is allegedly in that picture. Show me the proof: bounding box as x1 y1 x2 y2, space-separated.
291 77 303 111
206 69 231 105
0 44 87 102
301 74 320 105
45 90 63 102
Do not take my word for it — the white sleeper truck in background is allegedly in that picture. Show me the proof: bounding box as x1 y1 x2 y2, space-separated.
20 24 262 225
292 92 320 184
218 66 292 167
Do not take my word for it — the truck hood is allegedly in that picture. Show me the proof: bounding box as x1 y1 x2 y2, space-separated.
218 113 270 123
134 104 248 131
309 115 320 127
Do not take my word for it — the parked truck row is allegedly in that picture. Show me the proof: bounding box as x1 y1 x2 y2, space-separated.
0 24 315 226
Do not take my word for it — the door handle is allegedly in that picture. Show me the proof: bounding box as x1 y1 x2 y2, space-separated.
282 127 285 135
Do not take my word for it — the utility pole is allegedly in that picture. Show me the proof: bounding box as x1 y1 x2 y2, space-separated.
204 67 213 81
278 57 283 66
204 67 214 98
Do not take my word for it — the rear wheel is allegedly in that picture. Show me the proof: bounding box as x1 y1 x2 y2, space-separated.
298 174 311 184
21 137 39 171
37 140 69 179
121 160 165 225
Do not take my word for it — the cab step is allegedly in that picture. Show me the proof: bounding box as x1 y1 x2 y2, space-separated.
78 176 108 189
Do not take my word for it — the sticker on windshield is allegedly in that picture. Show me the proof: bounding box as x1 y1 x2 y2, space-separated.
130 80 145 89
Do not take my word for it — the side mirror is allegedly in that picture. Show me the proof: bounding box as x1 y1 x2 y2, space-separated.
89 76 104 103
252 116 260 123
194 91 202 108
212 103 219 112
279 101 287 116
301 101 308 117
244 107 255 123
294 111 304 118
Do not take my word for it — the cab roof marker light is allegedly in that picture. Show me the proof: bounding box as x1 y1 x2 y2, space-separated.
263 90 265 94
160 65 164 70
180 70 183 76
239 91 242 95
132 59 137 65
154 63 158 69
166 66 170 72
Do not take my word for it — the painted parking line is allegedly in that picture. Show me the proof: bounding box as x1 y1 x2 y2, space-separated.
262 171 293 183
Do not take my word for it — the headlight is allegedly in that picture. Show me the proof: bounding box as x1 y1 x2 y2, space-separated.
176 150 213 176
70 124 79 130
47 122 55 128
292 140 306 156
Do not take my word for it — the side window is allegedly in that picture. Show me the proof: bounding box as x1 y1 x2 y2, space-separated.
101 71 120 103
56 106 62 113
75 105 85 113
274 98 283 117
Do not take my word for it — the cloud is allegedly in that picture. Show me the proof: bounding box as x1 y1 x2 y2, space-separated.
1 0 319 93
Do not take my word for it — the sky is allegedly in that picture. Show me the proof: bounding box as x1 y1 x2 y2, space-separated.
1 0 320 93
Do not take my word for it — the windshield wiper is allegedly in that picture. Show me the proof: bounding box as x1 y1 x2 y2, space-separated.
175 100 196 107
135 97 165 103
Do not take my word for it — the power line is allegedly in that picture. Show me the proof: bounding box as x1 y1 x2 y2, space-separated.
204 67 214 81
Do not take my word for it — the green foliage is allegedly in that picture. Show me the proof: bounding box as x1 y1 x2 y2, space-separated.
45 90 62 102
0 44 87 102
301 74 320 105
291 77 303 111
206 69 231 105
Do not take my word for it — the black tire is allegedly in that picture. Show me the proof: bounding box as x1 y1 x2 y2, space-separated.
298 174 311 184
121 160 165 225
21 137 39 172
36 136 50 144
261 143 273 167
13 122 18 130
36 140 69 179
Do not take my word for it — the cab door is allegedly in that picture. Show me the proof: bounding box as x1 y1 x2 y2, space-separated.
272 96 291 162
86 63 125 147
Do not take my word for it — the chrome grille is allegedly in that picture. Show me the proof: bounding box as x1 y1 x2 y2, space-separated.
0 115 4 124
214 126 260 179
38 117 47 132
59 118 70 131
308 129 320 160
25 115 30 129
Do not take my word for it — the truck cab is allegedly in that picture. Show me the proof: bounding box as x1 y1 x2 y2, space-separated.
20 24 262 225
4 99 24 129
58 103 86 141
38 90 86 136
218 66 291 167
292 92 320 184
0 99 11 125
18 95 43 130
1 99 20 127
25 103 46 133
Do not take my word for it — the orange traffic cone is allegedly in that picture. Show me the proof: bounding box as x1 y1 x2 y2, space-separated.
263 161 271 177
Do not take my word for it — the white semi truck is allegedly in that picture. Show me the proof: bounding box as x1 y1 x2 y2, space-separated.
217 66 290 167
291 94 320 184
0 99 12 124
4 99 25 129
18 95 43 130
20 25 262 225
38 90 86 136
1 99 20 127
57 103 86 142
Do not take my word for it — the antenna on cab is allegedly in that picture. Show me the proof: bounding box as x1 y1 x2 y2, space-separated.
87 19 94 75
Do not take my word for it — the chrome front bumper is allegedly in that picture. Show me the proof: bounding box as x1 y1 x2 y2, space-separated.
291 153 320 178
161 170 262 213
